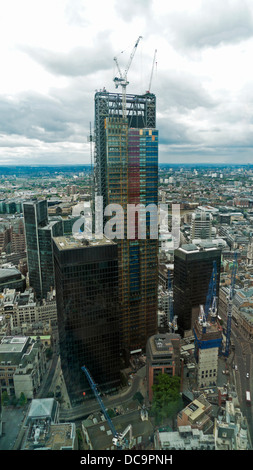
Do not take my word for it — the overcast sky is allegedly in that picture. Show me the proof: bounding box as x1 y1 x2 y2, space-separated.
1 0 253 166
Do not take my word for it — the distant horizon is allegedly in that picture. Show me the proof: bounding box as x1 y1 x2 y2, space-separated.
0 162 252 167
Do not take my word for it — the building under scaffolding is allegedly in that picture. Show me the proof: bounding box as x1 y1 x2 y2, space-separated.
193 310 223 389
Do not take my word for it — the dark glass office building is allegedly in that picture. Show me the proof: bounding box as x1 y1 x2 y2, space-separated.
23 200 48 299
23 200 63 299
173 243 221 336
52 235 120 404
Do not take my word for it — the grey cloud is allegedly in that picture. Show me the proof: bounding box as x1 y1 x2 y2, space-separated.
20 33 114 77
157 71 216 112
115 0 152 22
165 0 253 50
158 115 191 147
0 88 91 145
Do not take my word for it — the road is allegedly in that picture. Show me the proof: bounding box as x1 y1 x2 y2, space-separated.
230 322 253 444
59 366 146 422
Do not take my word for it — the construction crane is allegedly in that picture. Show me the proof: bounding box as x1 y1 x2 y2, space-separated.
81 365 133 449
167 272 177 332
197 261 217 334
87 122 94 212
205 260 217 322
113 36 142 119
224 252 238 357
147 49 157 93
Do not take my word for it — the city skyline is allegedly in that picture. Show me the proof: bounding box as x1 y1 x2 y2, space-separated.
1 0 253 166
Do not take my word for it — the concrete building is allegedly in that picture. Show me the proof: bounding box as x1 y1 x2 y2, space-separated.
177 394 213 434
22 422 77 450
219 286 253 341
190 210 213 241
146 333 181 401
214 400 251 450
154 425 215 450
193 309 223 389
82 409 153 450
247 238 253 266
0 288 57 334
0 336 47 399
20 397 77 450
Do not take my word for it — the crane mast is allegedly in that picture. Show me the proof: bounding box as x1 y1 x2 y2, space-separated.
197 261 217 334
113 36 142 118
224 252 237 357
81 365 133 449
205 260 217 322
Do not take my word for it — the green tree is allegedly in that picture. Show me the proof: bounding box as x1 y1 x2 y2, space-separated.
151 373 182 425
18 392 27 407
1 391 9 406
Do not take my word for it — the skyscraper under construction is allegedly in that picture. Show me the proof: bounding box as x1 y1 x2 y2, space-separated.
94 90 158 355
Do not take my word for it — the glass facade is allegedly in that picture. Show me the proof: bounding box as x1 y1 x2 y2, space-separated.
95 92 159 355
23 200 48 299
23 201 79 300
52 237 120 404
173 245 221 335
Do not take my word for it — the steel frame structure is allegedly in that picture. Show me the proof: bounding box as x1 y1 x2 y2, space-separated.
94 91 156 202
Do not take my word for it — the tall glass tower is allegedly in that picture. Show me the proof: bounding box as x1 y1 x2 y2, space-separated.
94 91 158 355
23 200 63 299
52 235 120 404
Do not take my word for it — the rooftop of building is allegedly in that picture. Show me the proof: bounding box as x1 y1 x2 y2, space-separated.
25 398 58 424
0 288 36 307
0 335 28 354
22 421 75 450
82 409 153 450
179 242 220 254
156 425 215 450
182 395 211 422
147 333 180 358
194 316 223 341
0 267 22 279
53 234 115 251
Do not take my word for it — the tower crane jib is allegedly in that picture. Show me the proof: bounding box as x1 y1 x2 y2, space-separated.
148 49 157 93
113 36 143 118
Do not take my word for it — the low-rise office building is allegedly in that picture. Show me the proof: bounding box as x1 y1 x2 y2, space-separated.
177 394 213 434
146 333 181 401
82 409 153 450
0 288 57 333
0 335 47 399
154 425 215 450
20 398 77 450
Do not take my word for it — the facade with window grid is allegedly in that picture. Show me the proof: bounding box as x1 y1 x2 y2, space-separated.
52 235 120 404
95 91 159 355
